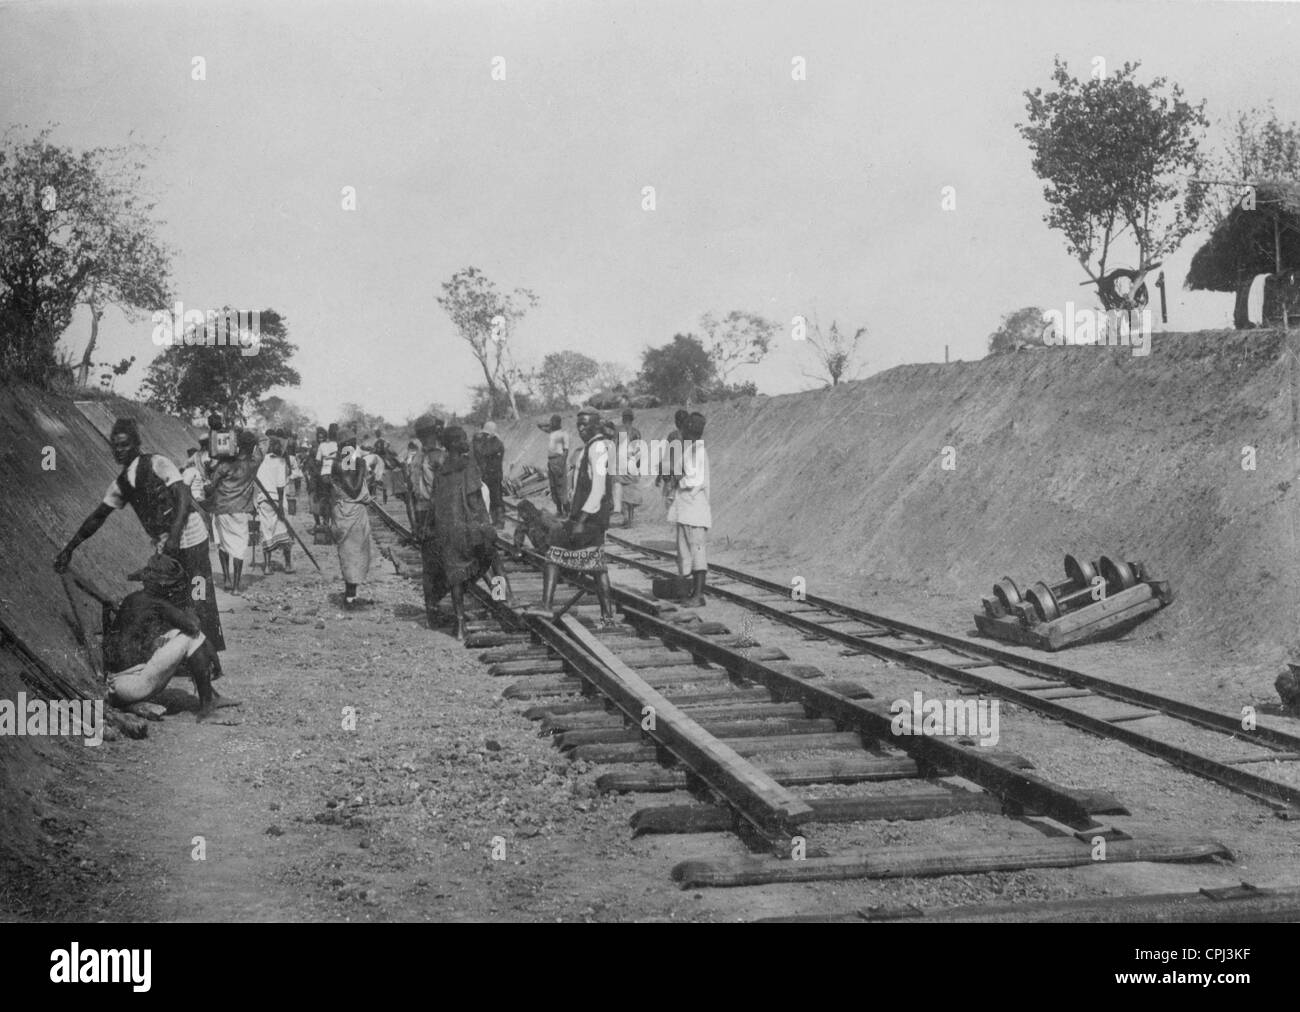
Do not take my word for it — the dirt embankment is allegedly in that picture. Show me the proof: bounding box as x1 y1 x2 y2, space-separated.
0 386 198 871
498 330 1300 665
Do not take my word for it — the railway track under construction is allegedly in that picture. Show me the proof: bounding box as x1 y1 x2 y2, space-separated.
363 491 1300 920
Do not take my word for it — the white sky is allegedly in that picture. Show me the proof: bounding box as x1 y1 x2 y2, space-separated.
3 0 1299 420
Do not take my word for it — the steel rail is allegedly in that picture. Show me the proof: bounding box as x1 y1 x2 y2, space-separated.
600 532 1300 758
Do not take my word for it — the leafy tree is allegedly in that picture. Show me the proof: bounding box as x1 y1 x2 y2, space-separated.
338 402 386 438
1018 59 1208 308
410 401 454 425
593 360 632 391
466 384 540 426
638 333 716 404
708 379 757 400
435 266 537 420
253 395 315 437
986 307 1048 355
802 318 867 386
1203 105 1300 227
700 310 778 380
0 129 172 385
537 350 598 408
141 307 299 424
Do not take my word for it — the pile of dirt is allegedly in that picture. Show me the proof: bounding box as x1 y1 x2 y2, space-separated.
497 329 1300 665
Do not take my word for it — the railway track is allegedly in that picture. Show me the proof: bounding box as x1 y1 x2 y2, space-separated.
362 493 1300 918
588 530 1300 819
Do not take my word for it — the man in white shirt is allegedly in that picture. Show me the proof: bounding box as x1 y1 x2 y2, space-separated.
667 411 711 607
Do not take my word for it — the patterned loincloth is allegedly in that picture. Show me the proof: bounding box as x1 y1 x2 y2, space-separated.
545 544 606 573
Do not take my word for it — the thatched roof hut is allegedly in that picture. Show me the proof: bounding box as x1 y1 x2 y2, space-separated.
1186 180 1300 291
1185 181 1300 325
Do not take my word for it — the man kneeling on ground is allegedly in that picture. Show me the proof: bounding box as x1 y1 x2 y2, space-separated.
103 556 240 722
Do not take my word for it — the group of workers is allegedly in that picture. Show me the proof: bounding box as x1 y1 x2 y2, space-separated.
46 402 710 719
53 417 235 720
524 405 712 616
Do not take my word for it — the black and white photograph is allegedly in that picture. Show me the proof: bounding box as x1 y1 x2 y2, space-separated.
1 0 1298 963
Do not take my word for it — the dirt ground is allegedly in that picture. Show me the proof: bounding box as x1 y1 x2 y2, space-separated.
4 494 1299 923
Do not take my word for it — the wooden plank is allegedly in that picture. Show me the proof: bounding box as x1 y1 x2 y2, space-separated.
465 632 532 649
597 756 925 792
541 701 809 733
501 676 585 699
672 836 1233 887
488 658 567 677
570 731 866 764
554 615 814 835
632 791 1006 834
1028 687 1093 700
555 716 839 749
479 633 657 662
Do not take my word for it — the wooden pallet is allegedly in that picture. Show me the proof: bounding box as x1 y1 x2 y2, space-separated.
974 581 1172 651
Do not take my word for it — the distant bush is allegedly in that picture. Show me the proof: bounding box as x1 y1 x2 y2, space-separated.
987 307 1047 355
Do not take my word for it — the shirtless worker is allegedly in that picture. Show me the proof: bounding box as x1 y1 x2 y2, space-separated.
103 555 239 721
54 417 227 681
538 414 570 515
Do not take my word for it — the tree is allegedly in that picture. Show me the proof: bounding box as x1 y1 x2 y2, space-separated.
466 384 540 426
1203 105 1300 227
802 318 867 386
435 266 538 421
0 129 172 385
1018 59 1208 309
141 307 299 424
339 402 386 437
594 360 632 391
986 307 1047 355
410 401 454 425
537 350 598 408
638 333 716 405
253 395 315 436
700 310 778 381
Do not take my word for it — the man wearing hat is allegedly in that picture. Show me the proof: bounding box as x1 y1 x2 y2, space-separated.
103 555 237 721
54 416 227 679
538 414 570 515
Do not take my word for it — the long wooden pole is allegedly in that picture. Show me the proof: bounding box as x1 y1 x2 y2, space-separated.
254 476 322 572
